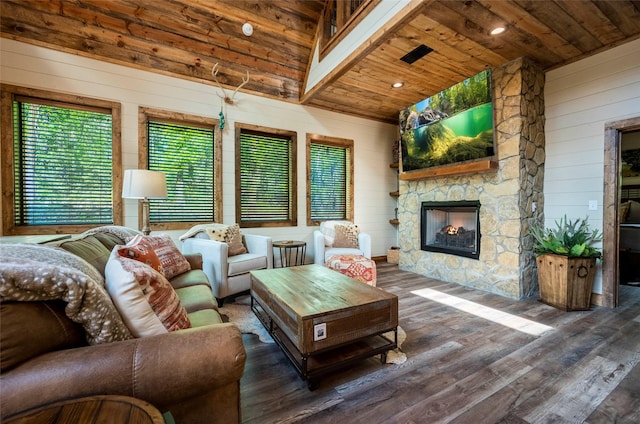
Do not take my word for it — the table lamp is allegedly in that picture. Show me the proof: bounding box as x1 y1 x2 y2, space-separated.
122 169 167 235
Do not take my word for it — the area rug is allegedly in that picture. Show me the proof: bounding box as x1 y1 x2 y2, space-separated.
384 326 407 364
219 295 407 364
218 296 273 344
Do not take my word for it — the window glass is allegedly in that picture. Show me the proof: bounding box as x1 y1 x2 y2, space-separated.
307 135 353 225
1 88 121 235
237 126 297 227
147 120 215 223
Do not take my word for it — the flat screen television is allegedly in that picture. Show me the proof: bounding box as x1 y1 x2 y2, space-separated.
399 69 495 172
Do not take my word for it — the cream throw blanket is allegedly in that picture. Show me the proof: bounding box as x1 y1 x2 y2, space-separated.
179 223 227 241
0 243 133 344
82 225 140 243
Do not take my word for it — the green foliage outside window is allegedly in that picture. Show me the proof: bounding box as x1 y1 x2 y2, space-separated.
147 121 215 223
310 143 349 221
239 130 294 224
13 100 113 226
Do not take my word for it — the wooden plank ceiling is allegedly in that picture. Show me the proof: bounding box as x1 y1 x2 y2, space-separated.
2 0 640 124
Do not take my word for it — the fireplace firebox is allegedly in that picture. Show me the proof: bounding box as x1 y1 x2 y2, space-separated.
421 201 480 259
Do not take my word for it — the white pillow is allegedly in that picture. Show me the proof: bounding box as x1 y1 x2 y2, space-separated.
105 249 191 337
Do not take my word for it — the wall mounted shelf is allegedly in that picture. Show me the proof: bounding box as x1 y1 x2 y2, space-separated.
398 160 498 181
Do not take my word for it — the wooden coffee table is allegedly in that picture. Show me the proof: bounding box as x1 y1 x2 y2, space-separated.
250 264 398 389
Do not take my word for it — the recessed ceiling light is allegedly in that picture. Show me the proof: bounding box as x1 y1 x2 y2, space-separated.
242 23 253 37
392 82 404 88
490 26 506 36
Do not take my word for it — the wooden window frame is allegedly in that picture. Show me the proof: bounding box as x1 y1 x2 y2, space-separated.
306 133 354 226
235 123 297 228
0 84 122 236
319 0 380 61
138 107 222 232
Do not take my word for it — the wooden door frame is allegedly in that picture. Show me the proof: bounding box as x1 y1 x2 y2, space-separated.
602 116 640 307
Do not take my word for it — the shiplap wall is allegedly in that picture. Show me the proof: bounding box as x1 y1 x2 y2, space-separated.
0 39 398 259
544 38 640 294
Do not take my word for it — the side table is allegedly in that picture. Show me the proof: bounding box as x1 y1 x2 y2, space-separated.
273 240 306 267
4 395 165 424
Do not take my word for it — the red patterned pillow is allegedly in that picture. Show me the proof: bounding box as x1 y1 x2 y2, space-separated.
142 234 192 279
119 234 191 279
105 250 191 336
117 235 163 274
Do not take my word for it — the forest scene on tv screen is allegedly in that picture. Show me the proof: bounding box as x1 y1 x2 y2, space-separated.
399 69 495 172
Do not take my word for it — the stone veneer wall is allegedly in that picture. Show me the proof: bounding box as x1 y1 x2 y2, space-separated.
397 58 545 299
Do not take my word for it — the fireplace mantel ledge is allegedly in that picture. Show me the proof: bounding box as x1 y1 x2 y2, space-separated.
398 160 498 181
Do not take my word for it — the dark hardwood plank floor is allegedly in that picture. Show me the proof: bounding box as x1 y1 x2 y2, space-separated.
240 262 640 423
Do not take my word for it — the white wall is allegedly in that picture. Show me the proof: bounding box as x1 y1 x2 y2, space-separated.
0 39 398 259
544 38 640 293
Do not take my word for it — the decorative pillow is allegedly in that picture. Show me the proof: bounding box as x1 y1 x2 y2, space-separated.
333 224 360 248
141 234 191 279
91 231 129 251
320 220 353 247
105 250 191 337
205 223 247 256
118 234 191 279
117 235 164 275
57 235 114 278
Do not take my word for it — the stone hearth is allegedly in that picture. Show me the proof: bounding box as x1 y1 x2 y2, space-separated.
397 58 545 299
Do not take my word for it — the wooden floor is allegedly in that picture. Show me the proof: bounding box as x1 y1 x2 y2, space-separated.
240 262 640 423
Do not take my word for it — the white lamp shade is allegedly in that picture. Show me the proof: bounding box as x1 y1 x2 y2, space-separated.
122 169 167 199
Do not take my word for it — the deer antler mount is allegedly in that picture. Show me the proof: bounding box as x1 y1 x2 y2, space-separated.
211 63 250 105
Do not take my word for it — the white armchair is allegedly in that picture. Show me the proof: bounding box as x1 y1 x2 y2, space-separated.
181 227 272 307
313 220 371 264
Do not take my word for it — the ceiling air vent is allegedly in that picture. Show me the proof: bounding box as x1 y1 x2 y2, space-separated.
400 44 433 64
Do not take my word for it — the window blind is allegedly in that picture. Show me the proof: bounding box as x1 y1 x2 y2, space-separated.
239 130 293 223
13 99 113 226
310 142 349 221
147 120 215 222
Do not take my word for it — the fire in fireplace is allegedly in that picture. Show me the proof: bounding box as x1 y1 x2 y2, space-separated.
421 201 481 259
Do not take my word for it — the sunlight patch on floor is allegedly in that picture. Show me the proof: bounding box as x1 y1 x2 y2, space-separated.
411 288 554 336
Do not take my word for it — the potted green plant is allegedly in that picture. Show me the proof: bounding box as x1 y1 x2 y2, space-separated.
530 215 602 311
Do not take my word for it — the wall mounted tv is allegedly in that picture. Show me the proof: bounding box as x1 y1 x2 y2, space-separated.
399 69 495 172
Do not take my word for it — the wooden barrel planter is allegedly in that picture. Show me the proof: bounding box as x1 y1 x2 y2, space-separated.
536 254 597 311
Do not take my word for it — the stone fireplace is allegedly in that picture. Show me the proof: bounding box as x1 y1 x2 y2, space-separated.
397 58 545 300
421 201 480 259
